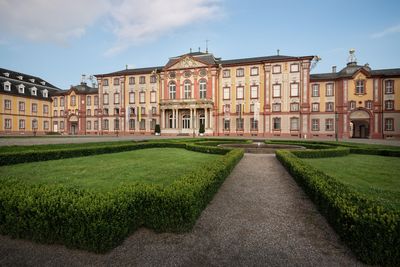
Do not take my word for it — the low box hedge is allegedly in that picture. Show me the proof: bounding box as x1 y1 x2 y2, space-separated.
291 146 350 158
0 145 243 253
276 150 400 266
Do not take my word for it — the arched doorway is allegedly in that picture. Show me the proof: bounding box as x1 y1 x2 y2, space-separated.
349 109 370 138
182 114 190 129
69 115 79 135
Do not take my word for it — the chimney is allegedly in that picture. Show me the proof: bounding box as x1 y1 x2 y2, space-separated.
126 64 128 70
332 66 337 73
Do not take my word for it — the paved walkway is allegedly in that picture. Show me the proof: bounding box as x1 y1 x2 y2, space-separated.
0 154 365 266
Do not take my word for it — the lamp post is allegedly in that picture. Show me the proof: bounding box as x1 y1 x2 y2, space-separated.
335 111 339 142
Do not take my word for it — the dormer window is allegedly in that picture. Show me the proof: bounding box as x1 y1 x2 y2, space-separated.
3 72 9 77
17 75 23 80
31 87 37 96
3 81 11 91
40 81 46 86
42 89 48 98
355 80 365 94
18 84 25 93
29 78 35 83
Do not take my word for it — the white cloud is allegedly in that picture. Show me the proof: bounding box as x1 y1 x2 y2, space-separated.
0 0 222 54
0 0 110 44
105 0 222 55
371 24 400 39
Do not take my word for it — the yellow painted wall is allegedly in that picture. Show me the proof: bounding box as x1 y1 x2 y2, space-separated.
347 73 374 105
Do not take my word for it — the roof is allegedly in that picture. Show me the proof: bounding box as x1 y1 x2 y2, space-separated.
218 55 312 65
165 52 218 67
371 68 400 77
54 82 98 96
95 66 164 77
0 67 61 100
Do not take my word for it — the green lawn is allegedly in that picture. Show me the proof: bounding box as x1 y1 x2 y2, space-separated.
303 154 400 210
0 148 221 191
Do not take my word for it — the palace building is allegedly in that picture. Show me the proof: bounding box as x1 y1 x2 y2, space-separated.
1 50 399 139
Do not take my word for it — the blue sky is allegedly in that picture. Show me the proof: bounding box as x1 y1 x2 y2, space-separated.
1 0 400 89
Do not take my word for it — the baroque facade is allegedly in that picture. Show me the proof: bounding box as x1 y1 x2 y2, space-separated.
1 50 399 139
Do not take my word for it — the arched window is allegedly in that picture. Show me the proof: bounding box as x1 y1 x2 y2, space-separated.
184 80 191 99
182 114 190 129
169 82 176 99
199 80 207 99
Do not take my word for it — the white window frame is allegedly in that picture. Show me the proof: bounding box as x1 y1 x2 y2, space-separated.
223 87 230 100
250 85 258 99
290 83 299 97
199 80 207 99
169 82 176 99
184 81 191 99
290 117 299 130
273 84 281 98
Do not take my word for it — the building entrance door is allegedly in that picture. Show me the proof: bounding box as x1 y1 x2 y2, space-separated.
71 123 78 135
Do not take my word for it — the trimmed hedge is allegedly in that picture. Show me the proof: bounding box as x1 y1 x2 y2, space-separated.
0 145 244 253
349 147 400 157
291 146 350 158
276 150 400 266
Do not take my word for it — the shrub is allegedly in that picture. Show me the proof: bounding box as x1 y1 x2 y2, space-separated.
199 123 205 134
155 124 161 134
291 146 350 158
276 150 400 266
0 144 244 253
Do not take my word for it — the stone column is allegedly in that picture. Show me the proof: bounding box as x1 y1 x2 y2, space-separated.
161 109 165 129
190 108 193 129
205 108 208 129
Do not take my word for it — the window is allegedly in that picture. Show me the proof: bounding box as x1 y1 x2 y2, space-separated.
94 121 98 130
250 104 255 113
326 83 334 96
94 96 99 105
290 83 299 97
290 117 299 130
290 64 299 72
150 75 157 83
250 118 258 130
141 107 146 115
224 119 230 131
60 110 64 117
223 69 231 78
273 84 281 97
236 118 244 130
71 95 76 106
223 87 230 100
18 84 25 93
139 76 146 84
114 108 120 115
385 118 394 131
184 80 191 99
199 80 207 99
169 82 176 99
236 104 243 114
312 84 319 97
129 119 135 130
60 96 65 107
19 101 25 111
356 80 365 94
19 119 25 129
114 119 119 130
129 77 135 85
32 119 38 130
365 100 373 109
250 67 259 76
43 105 49 114
42 89 48 98
224 104 230 114
272 103 281 112
312 119 320 131
236 68 244 77
140 119 146 130
103 108 109 115
54 110 58 117
4 99 11 110
87 121 91 130
127 92 134 104
60 121 64 130
103 94 109 105
103 119 109 130
4 118 11 129
103 79 109 86
312 103 319 112
129 107 135 116
114 93 120 104
94 109 99 116
113 78 119 86
151 107 157 115
139 92 145 103
273 117 281 130
290 102 299 112
385 80 394 94
32 103 38 113
3 82 11 91
150 91 156 103
385 100 394 110
326 102 334 112
43 121 49 130
86 96 91 106
349 101 356 110
31 87 37 96
250 85 258 99
87 109 91 116
53 98 58 107
325 119 334 131
272 65 281 74
236 86 244 100
151 119 156 130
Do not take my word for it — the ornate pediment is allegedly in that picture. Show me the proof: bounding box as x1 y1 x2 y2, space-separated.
168 56 207 70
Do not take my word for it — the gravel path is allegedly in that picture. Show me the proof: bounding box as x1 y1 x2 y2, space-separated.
0 154 365 266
